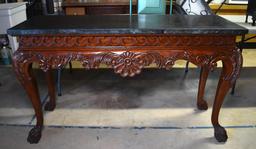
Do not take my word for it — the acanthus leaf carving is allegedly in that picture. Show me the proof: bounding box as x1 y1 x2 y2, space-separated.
221 48 242 85
12 50 241 81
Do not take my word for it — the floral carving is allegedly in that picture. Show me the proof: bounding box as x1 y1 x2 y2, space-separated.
111 52 144 77
107 51 165 77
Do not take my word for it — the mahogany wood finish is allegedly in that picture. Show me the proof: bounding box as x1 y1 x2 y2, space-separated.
12 63 43 143
45 69 56 111
12 34 241 143
197 66 210 110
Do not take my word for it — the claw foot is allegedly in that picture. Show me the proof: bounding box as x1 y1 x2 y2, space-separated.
27 126 42 144
214 125 228 142
44 101 56 111
197 100 208 110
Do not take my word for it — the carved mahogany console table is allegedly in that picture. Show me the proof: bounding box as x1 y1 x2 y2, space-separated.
7 15 247 144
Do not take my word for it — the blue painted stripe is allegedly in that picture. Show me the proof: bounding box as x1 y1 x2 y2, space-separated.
0 123 255 130
225 125 255 129
141 127 182 129
0 123 34 128
188 126 213 129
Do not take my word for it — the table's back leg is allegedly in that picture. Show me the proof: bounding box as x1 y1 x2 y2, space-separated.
197 66 209 110
44 68 56 111
211 49 242 142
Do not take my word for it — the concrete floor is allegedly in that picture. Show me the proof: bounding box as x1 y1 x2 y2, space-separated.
0 64 256 148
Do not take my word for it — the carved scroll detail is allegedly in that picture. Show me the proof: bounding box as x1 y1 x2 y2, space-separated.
18 36 235 48
12 50 241 80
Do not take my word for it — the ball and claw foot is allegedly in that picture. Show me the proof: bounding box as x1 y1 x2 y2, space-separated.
214 125 228 142
27 126 42 144
44 101 56 111
197 100 208 110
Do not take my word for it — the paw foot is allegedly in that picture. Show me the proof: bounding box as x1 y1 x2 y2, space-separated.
44 101 56 111
214 125 228 142
27 126 42 144
197 100 208 110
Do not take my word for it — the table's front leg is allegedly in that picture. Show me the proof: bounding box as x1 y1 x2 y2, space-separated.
12 52 43 144
212 49 242 142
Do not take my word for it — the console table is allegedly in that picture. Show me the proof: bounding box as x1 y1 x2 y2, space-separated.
7 15 247 144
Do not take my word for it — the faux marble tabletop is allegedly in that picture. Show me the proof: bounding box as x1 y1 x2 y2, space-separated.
7 15 248 36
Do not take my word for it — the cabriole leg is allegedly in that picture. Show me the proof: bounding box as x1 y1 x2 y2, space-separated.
212 49 242 142
212 75 229 142
13 61 43 144
44 68 56 111
13 53 43 144
197 66 209 110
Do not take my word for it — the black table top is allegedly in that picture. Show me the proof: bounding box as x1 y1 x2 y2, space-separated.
7 15 248 36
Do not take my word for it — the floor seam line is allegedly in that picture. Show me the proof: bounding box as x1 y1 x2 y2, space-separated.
0 124 256 130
